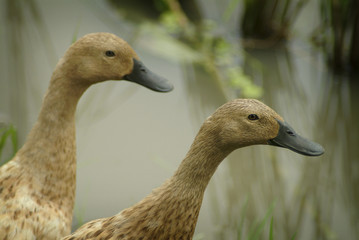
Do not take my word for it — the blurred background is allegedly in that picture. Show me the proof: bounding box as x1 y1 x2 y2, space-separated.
0 0 358 239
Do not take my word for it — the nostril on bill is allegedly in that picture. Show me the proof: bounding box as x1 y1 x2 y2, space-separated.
286 130 295 136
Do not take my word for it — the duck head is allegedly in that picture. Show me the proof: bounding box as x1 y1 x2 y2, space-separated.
60 32 173 92
208 99 324 156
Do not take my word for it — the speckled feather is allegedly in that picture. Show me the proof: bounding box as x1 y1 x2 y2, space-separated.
63 99 284 240
0 32 144 240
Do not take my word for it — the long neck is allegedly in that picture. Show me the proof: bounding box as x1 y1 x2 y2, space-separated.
167 127 231 235
173 129 229 190
120 124 232 239
16 67 88 210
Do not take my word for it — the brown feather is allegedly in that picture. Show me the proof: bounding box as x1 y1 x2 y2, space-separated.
63 99 286 240
0 32 152 240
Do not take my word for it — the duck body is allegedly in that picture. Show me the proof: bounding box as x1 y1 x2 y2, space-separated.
63 99 324 240
0 160 74 239
0 32 172 240
0 72 80 239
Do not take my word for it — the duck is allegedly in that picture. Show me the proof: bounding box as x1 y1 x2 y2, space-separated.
62 98 324 240
0 32 173 240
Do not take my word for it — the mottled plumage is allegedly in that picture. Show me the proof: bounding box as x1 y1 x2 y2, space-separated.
63 99 323 240
0 32 172 240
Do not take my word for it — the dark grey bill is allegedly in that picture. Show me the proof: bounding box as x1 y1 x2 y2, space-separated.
123 58 173 92
268 119 324 156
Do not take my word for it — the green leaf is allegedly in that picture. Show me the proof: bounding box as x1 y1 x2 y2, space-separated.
138 23 202 62
237 196 249 240
227 67 263 98
269 216 274 240
0 124 18 166
247 202 275 240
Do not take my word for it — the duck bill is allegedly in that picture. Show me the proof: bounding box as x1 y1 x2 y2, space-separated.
123 58 173 92
268 120 324 156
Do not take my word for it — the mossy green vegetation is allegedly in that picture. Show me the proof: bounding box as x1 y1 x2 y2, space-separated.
0 124 18 166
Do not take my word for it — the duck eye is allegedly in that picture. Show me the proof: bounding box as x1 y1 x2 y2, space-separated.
105 51 115 57
248 114 259 120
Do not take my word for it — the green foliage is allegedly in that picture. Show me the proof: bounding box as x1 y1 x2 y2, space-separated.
73 204 86 230
312 0 359 73
237 197 249 239
269 217 274 240
153 0 169 12
245 202 275 240
227 67 263 98
155 2 263 98
160 11 183 34
138 22 201 62
241 0 309 43
223 0 241 22
235 199 277 240
291 231 297 240
233 200 295 240
71 21 81 44
0 124 18 166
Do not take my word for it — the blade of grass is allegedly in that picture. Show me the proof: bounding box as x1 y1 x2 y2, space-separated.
247 219 260 240
0 124 18 166
9 125 18 156
0 129 10 164
237 196 249 240
269 216 274 240
248 201 276 240
72 19 82 44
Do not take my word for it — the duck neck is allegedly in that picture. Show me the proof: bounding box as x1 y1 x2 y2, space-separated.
16 66 89 211
130 125 232 239
172 128 230 192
